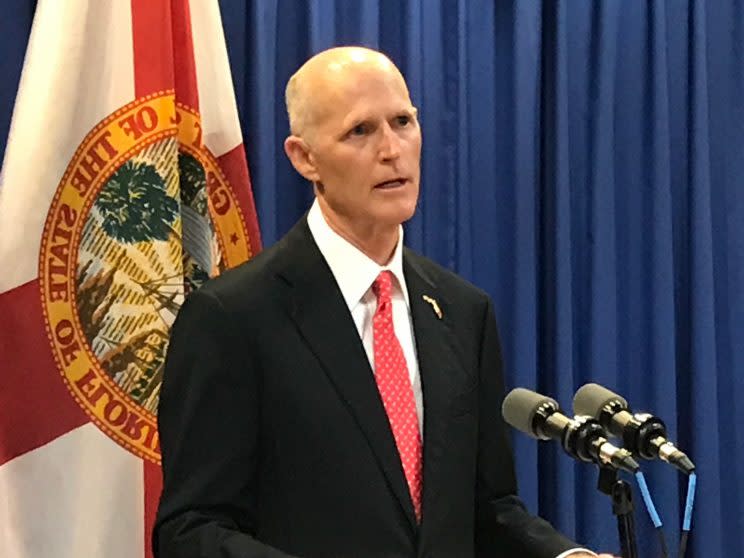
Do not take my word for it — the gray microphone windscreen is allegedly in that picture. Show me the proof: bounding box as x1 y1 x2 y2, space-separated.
501 388 558 439
573 383 628 418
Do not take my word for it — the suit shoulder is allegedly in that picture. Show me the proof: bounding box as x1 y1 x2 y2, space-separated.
404 248 490 306
196 239 285 307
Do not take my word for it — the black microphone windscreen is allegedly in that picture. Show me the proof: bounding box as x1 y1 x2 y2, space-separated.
573 383 628 418
502 388 558 439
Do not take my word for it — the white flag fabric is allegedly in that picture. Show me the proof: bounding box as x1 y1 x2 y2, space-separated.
0 1 261 556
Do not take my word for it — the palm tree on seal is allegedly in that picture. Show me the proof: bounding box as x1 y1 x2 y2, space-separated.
96 160 179 243
177 152 221 288
94 159 182 324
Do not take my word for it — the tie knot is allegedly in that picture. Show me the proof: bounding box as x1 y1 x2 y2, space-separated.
372 270 394 303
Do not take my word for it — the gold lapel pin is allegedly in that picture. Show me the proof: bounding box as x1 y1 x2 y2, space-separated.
422 295 442 320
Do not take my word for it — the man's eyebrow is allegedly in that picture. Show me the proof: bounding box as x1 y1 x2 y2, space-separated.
341 106 416 128
342 113 373 128
343 116 370 129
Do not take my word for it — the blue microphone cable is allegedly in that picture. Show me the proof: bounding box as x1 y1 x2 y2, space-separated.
634 471 669 558
679 472 697 558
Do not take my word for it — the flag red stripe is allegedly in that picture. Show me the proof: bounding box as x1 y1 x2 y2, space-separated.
143 459 163 558
131 0 199 109
218 144 263 256
130 3 189 555
171 0 200 111
131 0 175 97
0 280 89 466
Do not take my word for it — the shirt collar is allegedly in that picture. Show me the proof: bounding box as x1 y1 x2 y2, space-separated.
307 199 409 311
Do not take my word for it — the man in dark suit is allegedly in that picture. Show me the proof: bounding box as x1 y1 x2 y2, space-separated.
154 46 610 558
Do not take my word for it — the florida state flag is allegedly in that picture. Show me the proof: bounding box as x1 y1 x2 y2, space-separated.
0 1 260 556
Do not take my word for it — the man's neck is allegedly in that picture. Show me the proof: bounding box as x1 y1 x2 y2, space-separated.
316 203 399 266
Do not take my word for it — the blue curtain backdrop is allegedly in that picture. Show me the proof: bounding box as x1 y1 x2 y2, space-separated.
2 1 743 556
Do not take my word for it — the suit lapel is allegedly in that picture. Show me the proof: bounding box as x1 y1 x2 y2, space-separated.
403 252 467 533
274 219 419 531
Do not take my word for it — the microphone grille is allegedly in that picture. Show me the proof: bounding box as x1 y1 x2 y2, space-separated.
573 383 628 418
502 388 559 439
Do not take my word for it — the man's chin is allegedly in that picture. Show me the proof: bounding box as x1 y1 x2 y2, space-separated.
373 208 417 228
373 198 418 225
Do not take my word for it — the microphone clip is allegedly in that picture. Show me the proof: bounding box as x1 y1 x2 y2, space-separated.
622 413 668 461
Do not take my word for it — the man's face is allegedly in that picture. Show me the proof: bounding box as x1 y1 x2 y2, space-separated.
305 65 422 231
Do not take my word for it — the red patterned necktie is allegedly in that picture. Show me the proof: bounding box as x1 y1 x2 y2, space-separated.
371 270 423 522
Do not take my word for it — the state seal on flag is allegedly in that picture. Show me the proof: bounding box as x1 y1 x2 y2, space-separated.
37 92 252 464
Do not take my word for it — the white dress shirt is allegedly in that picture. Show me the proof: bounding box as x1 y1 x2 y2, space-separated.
307 200 593 558
307 200 423 434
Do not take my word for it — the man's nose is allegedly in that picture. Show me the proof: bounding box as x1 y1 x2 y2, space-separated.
378 122 401 160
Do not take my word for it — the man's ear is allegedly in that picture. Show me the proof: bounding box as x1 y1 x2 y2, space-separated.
284 136 320 182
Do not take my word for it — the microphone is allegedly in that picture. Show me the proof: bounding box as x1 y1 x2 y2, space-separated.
573 383 695 474
502 387 640 474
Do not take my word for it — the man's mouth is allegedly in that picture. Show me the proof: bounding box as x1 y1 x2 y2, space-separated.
374 178 407 189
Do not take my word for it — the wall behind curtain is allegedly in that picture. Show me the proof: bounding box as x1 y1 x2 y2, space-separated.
1 1 742 556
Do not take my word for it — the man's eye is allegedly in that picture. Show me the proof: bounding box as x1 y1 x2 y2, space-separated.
350 123 369 136
396 115 410 126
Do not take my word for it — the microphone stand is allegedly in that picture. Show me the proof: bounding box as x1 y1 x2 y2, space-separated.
597 467 638 558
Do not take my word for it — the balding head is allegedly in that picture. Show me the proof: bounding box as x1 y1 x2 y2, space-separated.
285 46 409 141
282 46 421 260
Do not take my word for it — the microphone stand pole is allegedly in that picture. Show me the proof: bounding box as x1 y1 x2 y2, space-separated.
597 467 638 558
